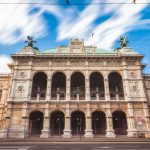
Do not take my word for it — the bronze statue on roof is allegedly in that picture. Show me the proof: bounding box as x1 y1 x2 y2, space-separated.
25 36 37 47
120 36 128 47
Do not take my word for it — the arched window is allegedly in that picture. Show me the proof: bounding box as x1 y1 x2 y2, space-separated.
90 72 104 100
51 72 66 100
31 72 47 100
108 72 124 100
71 72 85 100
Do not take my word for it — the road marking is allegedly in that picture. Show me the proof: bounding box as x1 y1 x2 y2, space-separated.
92 147 113 149
0 146 34 150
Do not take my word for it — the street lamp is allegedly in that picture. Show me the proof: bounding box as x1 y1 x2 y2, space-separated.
77 117 82 140
94 116 98 134
57 118 61 135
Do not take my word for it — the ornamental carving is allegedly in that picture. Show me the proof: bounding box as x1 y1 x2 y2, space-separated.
89 61 104 67
19 61 28 65
34 61 49 67
52 61 67 67
127 61 136 66
129 71 137 78
19 71 27 78
15 82 27 97
129 82 140 97
70 61 85 67
106 60 121 67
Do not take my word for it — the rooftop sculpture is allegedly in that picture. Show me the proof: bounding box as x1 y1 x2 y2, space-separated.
120 36 129 47
25 36 37 47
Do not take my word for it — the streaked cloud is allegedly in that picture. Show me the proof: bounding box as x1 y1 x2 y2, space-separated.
0 55 12 74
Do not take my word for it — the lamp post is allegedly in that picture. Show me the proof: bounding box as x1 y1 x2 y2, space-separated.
94 116 98 134
57 118 61 135
77 117 82 140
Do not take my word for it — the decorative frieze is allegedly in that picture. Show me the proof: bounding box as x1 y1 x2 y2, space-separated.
52 61 67 67
106 60 122 67
89 61 104 67
33 61 49 67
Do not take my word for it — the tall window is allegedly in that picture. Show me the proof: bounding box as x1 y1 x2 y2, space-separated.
0 90 2 101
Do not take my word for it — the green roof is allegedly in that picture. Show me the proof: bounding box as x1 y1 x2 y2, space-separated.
42 48 57 53
42 48 113 54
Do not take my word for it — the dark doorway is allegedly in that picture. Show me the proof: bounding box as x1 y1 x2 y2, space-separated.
29 111 44 135
71 111 85 135
50 111 64 135
92 111 106 135
112 111 128 135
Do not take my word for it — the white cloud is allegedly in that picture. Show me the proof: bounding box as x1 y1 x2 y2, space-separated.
57 0 103 41
0 0 49 44
0 55 12 74
56 0 150 50
0 0 149 50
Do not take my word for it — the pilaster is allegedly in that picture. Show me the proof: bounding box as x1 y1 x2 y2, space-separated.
63 105 72 138
84 103 93 137
106 105 115 137
40 103 50 138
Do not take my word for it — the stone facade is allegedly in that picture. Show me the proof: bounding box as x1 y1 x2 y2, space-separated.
0 39 150 138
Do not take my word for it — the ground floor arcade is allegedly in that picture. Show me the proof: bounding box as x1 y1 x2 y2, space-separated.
0 101 149 138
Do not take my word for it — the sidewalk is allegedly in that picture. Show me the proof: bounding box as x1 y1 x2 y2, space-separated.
1 137 150 144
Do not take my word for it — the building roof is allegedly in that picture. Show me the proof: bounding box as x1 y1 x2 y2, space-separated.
42 48 113 54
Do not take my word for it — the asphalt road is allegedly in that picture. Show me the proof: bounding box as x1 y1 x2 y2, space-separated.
0 143 150 150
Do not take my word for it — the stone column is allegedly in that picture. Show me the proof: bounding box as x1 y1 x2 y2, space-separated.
104 78 110 101
27 61 33 101
84 104 93 137
127 102 137 137
46 78 51 101
85 77 90 101
122 61 133 101
63 107 72 138
9 62 18 101
106 107 115 137
66 77 71 101
40 103 50 138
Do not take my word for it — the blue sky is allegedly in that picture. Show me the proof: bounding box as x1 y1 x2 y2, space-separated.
0 0 150 73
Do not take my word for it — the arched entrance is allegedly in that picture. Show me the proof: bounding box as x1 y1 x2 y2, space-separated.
112 111 128 135
50 111 64 135
71 111 85 135
92 111 106 135
29 111 44 136
71 72 85 100
51 72 66 100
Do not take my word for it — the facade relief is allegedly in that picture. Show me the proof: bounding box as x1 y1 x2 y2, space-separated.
52 61 67 67
15 82 27 97
129 82 140 97
106 60 121 67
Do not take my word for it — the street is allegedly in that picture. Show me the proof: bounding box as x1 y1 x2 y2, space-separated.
0 143 150 150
